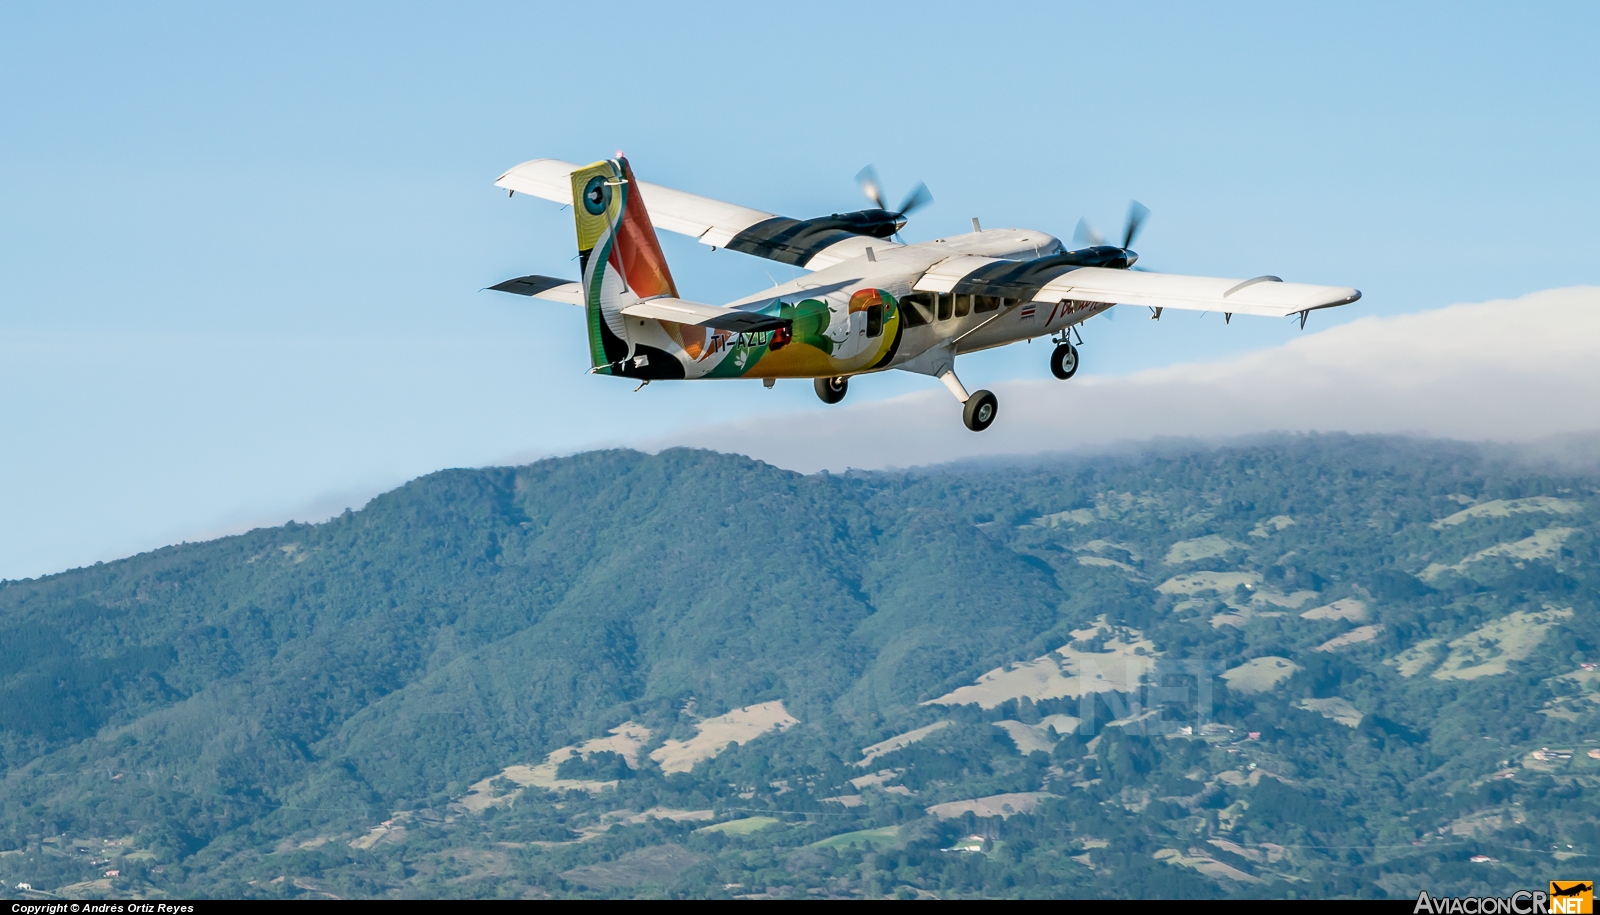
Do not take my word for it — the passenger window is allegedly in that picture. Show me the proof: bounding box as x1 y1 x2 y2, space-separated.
936 293 953 321
954 294 971 318
899 293 931 326
866 304 883 337
974 295 1000 313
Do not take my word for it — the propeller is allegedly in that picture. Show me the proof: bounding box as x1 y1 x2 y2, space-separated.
1070 200 1150 270
1121 200 1149 249
857 165 887 211
855 165 932 242
1072 217 1102 248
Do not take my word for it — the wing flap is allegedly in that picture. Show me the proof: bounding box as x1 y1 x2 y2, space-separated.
620 297 788 332
487 274 583 305
1033 267 1360 317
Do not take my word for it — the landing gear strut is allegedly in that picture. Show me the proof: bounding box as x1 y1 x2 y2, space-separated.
938 368 997 432
814 376 848 404
1050 341 1079 380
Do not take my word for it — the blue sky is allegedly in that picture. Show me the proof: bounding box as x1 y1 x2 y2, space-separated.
2 1 1598 579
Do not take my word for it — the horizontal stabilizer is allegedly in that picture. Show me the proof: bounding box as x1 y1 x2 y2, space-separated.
620 297 788 332
488 274 583 305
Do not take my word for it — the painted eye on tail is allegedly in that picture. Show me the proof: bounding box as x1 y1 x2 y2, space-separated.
583 176 612 215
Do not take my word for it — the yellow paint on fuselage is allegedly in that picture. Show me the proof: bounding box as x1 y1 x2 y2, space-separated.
665 287 902 379
747 310 900 377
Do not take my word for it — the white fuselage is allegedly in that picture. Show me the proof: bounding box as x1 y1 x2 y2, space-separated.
715 228 1107 378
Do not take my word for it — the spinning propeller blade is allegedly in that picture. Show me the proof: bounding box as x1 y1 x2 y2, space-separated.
1072 201 1151 269
897 181 932 217
855 165 933 242
1122 200 1150 249
1072 217 1103 247
855 165 887 211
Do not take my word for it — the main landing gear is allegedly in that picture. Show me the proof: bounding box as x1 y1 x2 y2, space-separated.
1050 341 1079 380
938 368 997 432
814 376 848 404
817 368 998 432
963 390 998 432
1050 325 1084 380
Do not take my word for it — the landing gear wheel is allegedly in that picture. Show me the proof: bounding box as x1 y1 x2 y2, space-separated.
1050 342 1079 380
814 376 848 404
963 390 998 432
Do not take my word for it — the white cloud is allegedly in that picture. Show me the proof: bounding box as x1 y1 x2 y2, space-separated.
648 286 1600 473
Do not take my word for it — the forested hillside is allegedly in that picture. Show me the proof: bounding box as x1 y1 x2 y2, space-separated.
1 436 1597 899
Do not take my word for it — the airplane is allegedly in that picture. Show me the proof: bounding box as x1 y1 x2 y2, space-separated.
490 156 1360 431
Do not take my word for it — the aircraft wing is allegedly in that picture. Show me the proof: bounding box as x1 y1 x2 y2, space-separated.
1033 268 1360 318
495 159 898 270
487 274 583 305
620 297 788 332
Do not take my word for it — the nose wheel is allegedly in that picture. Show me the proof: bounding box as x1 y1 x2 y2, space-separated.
1050 342 1079 380
814 376 848 404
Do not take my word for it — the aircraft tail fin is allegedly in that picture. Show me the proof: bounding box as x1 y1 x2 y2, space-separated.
569 157 679 374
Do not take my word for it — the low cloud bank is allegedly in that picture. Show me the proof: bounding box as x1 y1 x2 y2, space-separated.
648 287 1600 473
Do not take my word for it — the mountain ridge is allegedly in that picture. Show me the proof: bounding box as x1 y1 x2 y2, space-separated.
1 435 1596 898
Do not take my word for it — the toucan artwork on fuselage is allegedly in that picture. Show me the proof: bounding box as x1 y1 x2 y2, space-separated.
490 156 1360 432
